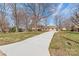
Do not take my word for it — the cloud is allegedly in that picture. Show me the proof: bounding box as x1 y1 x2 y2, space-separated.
53 3 63 16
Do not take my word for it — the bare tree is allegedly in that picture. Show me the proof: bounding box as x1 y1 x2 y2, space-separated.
0 3 9 33
23 3 57 31
0 11 9 32
16 9 29 31
54 15 63 30
71 10 79 26
0 3 58 32
12 3 19 32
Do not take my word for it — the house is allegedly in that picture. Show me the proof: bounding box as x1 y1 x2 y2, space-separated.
31 25 55 31
74 25 79 32
62 27 67 31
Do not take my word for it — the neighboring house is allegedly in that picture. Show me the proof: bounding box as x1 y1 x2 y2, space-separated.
31 25 45 31
74 25 79 32
31 25 55 31
62 27 67 31
46 26 54 31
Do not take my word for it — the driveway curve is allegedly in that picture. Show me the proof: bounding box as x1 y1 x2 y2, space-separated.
0 30 56 56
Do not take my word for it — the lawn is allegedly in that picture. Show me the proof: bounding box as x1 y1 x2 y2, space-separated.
0 31 43 46
49 31 79 56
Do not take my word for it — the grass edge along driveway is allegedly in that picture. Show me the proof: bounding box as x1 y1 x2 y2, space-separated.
0 31 44 46
49 31 79 56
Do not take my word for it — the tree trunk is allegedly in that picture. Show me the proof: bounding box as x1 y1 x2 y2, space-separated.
14 3 19 32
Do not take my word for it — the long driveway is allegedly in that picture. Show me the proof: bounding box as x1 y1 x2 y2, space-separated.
0 30 56 56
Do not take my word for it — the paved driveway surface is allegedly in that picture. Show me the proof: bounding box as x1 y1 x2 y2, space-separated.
0 30 56 56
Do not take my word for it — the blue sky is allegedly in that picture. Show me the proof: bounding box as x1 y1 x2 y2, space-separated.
48 3 76 26
0 3 77 27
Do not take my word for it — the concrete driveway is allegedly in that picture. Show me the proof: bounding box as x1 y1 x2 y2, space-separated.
0 30 56 56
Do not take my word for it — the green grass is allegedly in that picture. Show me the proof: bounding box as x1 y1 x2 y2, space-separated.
49 31 79 56
0 31 44 45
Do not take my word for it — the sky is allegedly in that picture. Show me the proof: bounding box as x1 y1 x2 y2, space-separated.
0 3 78 27
10 3 79 27
48 3 72 26
48 3 79 26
